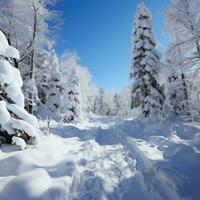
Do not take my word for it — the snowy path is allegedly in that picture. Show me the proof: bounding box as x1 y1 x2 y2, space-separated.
95 126 181 200
0 116 200 200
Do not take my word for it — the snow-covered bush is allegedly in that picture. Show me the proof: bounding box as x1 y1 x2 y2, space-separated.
0 30 41 145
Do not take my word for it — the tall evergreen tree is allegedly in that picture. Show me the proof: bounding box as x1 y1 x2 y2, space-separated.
130 3 164 117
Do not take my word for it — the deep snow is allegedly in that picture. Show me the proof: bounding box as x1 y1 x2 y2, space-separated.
0 116 200 200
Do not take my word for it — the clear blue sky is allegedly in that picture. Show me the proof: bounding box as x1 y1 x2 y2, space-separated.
54 0 170 92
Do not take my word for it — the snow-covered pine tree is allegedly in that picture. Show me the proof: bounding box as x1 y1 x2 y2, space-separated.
62 68 82 124
0 31 41 147
34 49 63 120
45 50 62 116
130 3 165 117
59 51 97 119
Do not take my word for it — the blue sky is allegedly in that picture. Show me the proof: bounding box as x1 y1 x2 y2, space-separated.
54 0 170 92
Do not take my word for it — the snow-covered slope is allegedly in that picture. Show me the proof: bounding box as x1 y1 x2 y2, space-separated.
0 116 200 200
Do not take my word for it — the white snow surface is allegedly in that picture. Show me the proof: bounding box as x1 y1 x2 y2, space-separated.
0 30 20 59
0 116 200 200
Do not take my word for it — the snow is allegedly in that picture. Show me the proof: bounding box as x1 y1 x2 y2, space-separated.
0 31 9 54
4 45 20 60
0 60 24 106
10 118 41 144
0 101 10 125
0 116 200 200
0 60 23 88
0 30 20 59
12 136 26 150
6 83 24 107
132 138 164 160
7 104 39 128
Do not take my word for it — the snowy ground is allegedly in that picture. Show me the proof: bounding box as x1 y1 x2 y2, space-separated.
0 116 200 200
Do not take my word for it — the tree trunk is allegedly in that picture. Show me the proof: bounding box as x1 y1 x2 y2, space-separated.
28 4 38 114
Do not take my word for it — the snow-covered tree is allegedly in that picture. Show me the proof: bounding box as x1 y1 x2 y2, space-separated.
60 51 96 118
0 0 60 114
189 72 200 118
164 0 200 119
78 66 97 114
164 0 200 70
118 86 132 116
35 49 62 119
0 30 41 147
130 3 165 117
164 49 190 117
46 50 62 116
93 88 110 116
62 68 82 123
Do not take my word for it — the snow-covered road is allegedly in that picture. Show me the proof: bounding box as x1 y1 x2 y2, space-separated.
0 116 200 200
